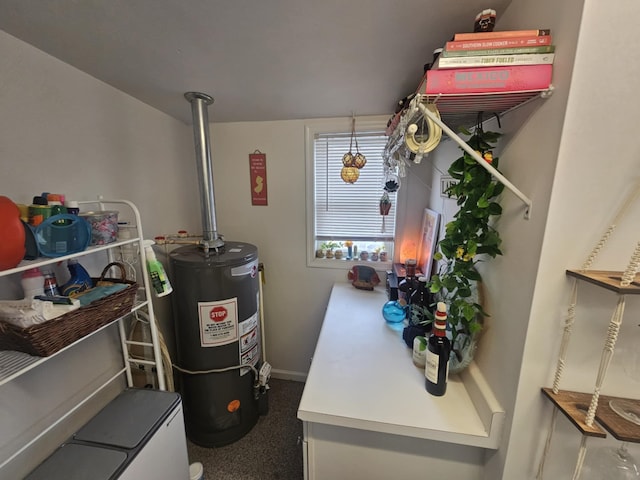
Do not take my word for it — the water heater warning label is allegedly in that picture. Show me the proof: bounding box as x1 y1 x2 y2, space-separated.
198 298 238 347
239 313 260 376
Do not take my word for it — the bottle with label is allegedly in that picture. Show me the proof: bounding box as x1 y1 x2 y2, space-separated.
425 301 451 396
60 259 93 296
42 271 60 296
143 240 173 297
409 276 432 330
21 267 45 300
412 335 427 368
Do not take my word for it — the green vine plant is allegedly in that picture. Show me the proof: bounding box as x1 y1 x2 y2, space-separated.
425 125 504 362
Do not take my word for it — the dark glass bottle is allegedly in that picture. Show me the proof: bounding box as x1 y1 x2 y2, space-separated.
398 258 418 304
425 302 451 396
411 276 429 308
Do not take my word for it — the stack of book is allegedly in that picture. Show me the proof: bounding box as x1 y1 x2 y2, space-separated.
420 28 555 95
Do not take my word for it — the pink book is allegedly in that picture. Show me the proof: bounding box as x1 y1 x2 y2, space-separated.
422 64 553 94
445 35 553 51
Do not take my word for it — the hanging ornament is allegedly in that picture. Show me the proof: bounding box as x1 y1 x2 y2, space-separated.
341 166 360 184
383 170 400 193
341 115 366 183
380 192 392 233
354 152 367 169
343 152 355 167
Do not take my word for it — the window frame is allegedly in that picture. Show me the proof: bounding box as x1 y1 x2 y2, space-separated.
305 116 395 269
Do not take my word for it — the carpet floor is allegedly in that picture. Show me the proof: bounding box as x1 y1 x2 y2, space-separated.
186 378 305 480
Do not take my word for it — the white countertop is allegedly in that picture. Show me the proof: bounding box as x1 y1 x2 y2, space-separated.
297 283 504 449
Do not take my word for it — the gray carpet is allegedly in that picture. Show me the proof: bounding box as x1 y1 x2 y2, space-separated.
186 378 305 480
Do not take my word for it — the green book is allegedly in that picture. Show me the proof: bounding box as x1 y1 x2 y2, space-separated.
441 45 555 58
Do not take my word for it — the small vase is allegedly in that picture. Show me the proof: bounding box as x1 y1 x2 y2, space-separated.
315 249 325 258
326 250 334 259
379 252 388 262
334 249 344 259
359 251 369 261
449 333 478 374
371 252 379 261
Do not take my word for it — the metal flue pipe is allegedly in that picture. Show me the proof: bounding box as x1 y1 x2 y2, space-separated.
184 92 225 252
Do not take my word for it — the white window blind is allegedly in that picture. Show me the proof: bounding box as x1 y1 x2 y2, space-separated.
314 132 396 241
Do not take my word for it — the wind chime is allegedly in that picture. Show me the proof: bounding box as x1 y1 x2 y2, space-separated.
341 116 367 184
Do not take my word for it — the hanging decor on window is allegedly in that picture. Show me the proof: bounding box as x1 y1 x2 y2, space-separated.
380 191 392 233
340 116 367 184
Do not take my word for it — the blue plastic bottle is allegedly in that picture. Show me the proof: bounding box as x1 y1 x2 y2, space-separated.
60 259 93 296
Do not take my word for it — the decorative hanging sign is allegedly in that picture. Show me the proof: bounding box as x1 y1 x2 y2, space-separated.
249 150 268 206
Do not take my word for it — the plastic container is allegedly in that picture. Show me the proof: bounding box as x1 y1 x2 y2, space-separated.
0 196 26 270
143 240 173 297
64 200 80 216
59 259 93 296
21 267 45 300
34 214 91 257
80 211 119 245
189 462 204 480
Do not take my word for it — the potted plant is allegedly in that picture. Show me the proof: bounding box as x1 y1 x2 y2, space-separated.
320 241 342 259
426 126 504 373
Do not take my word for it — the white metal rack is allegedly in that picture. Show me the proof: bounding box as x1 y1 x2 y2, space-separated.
385 87 553 219
0 199 166 389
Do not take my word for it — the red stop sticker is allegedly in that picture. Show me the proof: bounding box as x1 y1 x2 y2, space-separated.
210 306 228 322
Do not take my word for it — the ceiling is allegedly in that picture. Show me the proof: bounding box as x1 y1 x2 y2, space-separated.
0 0 513 124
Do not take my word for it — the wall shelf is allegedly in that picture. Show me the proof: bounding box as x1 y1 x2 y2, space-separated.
566 269 640 294
538 258 640 478
425 88 552 133
385 87 553 219
541 388 640 442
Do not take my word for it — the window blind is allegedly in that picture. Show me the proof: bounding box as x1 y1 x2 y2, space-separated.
314 132 396 240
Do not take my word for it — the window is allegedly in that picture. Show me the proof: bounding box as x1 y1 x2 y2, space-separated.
305 118 397 267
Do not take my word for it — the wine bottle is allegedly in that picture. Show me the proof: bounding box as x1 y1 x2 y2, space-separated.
398 258 418 304
425 302 451 396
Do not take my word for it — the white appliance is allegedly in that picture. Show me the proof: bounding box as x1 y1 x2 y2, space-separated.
25 389 190 480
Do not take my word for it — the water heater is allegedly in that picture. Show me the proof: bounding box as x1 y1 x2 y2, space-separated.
171 92 264 447
171 243 261 446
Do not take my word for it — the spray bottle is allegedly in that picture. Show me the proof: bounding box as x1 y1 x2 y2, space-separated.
143 240 173 297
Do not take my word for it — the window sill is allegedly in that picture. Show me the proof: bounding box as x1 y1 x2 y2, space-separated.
308 257 393 271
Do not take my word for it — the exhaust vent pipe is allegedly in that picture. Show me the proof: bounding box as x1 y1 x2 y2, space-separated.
184 91 224 253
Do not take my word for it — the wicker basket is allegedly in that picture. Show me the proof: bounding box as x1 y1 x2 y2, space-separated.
0 262 138 357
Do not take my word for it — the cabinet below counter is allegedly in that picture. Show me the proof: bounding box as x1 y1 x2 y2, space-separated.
297 283 505 479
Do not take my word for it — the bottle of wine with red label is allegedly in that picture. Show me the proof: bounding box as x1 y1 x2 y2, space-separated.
425 302 451 396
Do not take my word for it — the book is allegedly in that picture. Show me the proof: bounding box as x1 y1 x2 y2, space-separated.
444 36 553 52
442 45 555 57
453 29 551 41
420 64 553 94
433 53 555 69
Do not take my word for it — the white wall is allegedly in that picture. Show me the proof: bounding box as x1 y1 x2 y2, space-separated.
207 118 432 379
0 29 198 477
498 0 640 478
